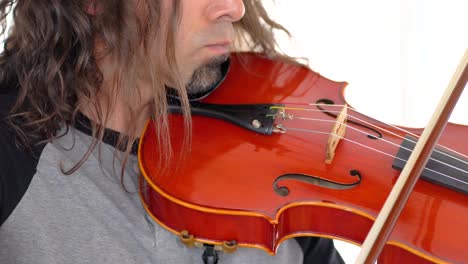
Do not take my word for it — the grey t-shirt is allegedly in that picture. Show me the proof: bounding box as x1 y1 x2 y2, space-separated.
0 120 304 264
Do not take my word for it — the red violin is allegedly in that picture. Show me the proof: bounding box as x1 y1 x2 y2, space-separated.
138 52 468 263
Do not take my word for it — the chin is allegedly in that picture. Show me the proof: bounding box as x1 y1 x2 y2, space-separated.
186 57 225 94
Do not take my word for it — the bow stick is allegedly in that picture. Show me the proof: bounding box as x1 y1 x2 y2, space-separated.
356 48 468 264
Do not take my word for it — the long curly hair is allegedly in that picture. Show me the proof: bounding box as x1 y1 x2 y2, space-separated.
0 0 291 176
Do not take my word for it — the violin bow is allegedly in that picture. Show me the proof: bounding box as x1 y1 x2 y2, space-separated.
356 49 468 264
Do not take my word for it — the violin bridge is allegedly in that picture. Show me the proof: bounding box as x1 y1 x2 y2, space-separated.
325 104 348 164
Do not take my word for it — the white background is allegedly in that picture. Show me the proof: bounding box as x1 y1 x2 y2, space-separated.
263 0 467 262
263 0 467 128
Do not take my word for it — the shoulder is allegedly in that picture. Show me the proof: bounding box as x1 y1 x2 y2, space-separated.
0 85 46 225
0 86 21 153
0 86 17 115
0 82 23 150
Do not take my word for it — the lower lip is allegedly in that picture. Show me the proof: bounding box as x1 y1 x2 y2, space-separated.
205 44 230 54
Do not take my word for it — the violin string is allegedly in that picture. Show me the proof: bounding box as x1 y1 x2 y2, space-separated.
293 111 468 170
281 126 468 186
274 104 468 163
272 105 468 185
294 103 468 160
291 116 468 176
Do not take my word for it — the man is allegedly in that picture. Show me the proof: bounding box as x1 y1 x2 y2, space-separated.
0 0 344 263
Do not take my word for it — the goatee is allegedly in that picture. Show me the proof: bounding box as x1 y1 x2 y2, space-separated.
186 54 229 94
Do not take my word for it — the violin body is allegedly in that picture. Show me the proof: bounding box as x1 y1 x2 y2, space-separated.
138 52 468 263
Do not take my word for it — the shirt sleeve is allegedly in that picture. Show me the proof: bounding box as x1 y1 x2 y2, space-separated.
0 93 44 225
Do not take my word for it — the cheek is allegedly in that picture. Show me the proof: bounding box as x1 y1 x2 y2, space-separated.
174 42 198 84
173 3 209 80
174 28 202 72
175 33 195 67
176 1 206 51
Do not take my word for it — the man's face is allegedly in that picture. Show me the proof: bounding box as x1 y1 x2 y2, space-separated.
171 0 245 93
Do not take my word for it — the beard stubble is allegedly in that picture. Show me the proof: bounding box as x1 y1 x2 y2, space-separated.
185 53 229 94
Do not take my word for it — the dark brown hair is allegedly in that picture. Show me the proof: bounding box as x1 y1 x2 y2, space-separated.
0 0 291 176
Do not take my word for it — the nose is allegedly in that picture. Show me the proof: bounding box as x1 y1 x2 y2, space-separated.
207 0 245 22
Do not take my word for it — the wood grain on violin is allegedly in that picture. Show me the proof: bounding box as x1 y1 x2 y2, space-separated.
138 52 468 264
